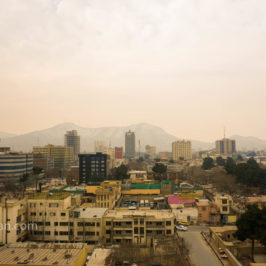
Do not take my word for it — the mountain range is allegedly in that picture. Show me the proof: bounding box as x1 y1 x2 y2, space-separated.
0 123 266 152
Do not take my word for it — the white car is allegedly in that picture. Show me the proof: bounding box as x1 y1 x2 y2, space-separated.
175 225 188 231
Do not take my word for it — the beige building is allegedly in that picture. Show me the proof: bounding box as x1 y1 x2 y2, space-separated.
103 210 175 247
145 145 156 159
33 144 74 169
94 141 107 153
0 197 27 244
172 140 192 161
27 192 74 242
0 243 88 266
72 207 107 248
215 138 236 155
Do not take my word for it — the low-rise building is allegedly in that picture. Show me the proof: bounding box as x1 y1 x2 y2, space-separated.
196 200 220 224
245 196 266 210
0 197 27 244
103 210 175 247
214 194 233 222
0 243 87 266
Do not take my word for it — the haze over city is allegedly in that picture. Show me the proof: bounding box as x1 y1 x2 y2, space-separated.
1 0 266 141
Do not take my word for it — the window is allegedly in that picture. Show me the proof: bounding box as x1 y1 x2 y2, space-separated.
115 222 121 226
157 230 163 235
222 199 227 204
39 212 42 216
30 203 36 208
78 231 84 236
45 222 50 226
49 203 58 208
45 231 50 235
106 221 111 226
54 222 58 226
54 231 58 235
115 230 121 234
61 212 66 216
69 222 73 226
50 212 56 216
59 231 68 235
166 221 171 226
60 222 68 226
85 222 95 226
85 231 95 236
106 239 111 243
16 215 21 223
166 230 171 234
106 230 111 234
134 228 138 234
140 227 144 234
30 212 36 216
97 222 100 227
140 219 144 225
222 206 228 212
134 219 138 225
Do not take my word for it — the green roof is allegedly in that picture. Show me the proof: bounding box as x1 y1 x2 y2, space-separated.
161 180 172 185
130 184 161 189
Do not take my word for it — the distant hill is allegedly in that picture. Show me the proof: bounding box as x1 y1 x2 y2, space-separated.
230 135 266 151
0 131 16 140
0 122 213 152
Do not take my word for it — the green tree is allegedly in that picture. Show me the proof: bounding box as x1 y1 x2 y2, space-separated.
216 156 225 166
111 164 129 180
152 163 167 180
237 154 244 161
202 157 215 170
224 157 236 174
234 205 266 262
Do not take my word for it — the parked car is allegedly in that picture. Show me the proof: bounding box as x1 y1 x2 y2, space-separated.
177 221 190 226
175 225 188 231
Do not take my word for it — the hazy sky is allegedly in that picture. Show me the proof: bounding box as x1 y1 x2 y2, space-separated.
1 0 266 141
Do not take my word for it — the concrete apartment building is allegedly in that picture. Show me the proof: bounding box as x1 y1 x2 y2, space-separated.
196 200 220 224
27 193 74 242
172 140 192 161
103 210 175 246
78 153 109 184
0 152 33 179
33 144 74 169
0 197 27 244
125 131 135 159
64 130 80 161
214 194 233 222
215 138 236 155
72 207 107 248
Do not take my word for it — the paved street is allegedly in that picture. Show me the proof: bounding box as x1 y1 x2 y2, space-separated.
178 226 222 266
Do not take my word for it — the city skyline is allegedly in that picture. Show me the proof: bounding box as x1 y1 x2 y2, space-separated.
1 0 266 141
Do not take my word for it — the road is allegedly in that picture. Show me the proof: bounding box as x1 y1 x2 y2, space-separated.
178 226 222 266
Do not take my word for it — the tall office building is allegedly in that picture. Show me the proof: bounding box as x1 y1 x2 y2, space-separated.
172 140 192 161
64 130 80 160
33 144 74 169
79 153 108 184
215 138 236 155
125 131 135 159
0 152 33 179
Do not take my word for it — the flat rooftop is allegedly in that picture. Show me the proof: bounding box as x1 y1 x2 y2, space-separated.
28 192 70 200
0 243 86 266
74 207 108 219
87 248 111 266
105 209 174 219
210 226 237 233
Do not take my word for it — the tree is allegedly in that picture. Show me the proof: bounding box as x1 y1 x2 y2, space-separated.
202 157 215 170
237 154 244 161
234 205 266 262
110 164 129 180
224 157 236 174
216 156 225 166
152 163 167 180
33 166 43 175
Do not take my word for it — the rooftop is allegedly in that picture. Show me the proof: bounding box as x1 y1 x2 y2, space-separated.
74 207 108 219
0 243 86 266
168 195 195 205
87 248 111 266
28 192 70 200
210 226 237 233
105 209 174 219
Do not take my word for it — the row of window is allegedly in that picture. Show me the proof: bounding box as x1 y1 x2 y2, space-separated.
106 229 172 235
30 212 66 217
28 221 100 227
107 221 171 226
